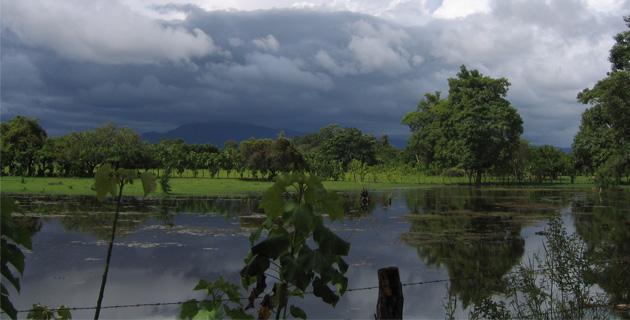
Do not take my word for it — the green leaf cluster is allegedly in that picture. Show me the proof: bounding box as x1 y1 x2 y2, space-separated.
241 173 349 318
94 164 156 201
26 304 71 320
1 196 33 320
180 278 253 320
573 16 630 186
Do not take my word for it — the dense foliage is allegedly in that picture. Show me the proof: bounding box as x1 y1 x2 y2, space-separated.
573 16 630 187
181 173 350 319
403 66 523 185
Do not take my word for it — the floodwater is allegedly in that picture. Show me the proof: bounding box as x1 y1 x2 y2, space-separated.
5 187 630 319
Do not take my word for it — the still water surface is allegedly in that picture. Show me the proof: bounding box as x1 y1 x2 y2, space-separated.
8 187 630 319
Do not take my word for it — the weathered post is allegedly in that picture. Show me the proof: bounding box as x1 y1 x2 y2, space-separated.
376 267 403 319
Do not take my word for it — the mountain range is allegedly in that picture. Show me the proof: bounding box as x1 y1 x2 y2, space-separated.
142 121 409 148
141 122 303 147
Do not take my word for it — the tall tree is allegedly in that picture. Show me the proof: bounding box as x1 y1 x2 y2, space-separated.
0 116 47 176
573 16 630 184
404 66 523 185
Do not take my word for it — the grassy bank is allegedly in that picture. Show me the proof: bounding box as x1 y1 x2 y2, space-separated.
0 176 422 197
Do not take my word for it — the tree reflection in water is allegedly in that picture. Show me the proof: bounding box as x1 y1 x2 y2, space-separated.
401 188 566 307
573 190 630 305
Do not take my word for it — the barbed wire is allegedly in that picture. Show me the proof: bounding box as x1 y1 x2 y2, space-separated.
5 264 627 315
0 276 450 314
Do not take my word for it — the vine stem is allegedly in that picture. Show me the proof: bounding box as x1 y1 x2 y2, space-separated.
94 181 124 320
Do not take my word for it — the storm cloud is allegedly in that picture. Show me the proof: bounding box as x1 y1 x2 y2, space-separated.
1 0 627 146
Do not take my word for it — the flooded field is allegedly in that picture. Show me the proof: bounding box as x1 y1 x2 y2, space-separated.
5 187 630 319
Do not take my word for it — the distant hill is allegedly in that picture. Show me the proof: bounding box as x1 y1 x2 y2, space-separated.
142 122 303 147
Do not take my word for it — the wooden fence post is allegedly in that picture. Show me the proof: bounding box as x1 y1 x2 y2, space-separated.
376 267 403 319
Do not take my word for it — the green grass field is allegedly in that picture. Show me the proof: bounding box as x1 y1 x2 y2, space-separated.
0 176 421 197
0 173 601 198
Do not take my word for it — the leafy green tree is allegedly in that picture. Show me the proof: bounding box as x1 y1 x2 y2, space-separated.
35 138 59 177
610 16 630 72
347 159 369 182
446 66 523 185
269 135 307 177
205 152 223 178
295 125 378 171
222 140 240 178
0 116 47 176
573 16 630 186
374 134 400 165
404 67 523 185
527 145 567 183
320 126 377 169
402 92 446 171
304 153 344 181
240 138 273 179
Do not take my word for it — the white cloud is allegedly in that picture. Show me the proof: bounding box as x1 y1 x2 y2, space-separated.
314 50 358 76
228 37 244 47
252 34 281 51
2 0 222 64
433 0 491 19
346 20 415 75
585 0 627 12
221 53 333 90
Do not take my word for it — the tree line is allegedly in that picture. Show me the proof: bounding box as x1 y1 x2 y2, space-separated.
2 16 627 186
0 115 585 185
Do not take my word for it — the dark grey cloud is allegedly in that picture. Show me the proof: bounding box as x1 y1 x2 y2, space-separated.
1 0 627 145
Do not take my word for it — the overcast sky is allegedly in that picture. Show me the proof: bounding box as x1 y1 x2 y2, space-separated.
1 0 628 146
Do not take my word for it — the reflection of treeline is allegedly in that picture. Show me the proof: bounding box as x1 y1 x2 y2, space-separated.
404 187 571 216
573 190 630 305
401 188 574 307
12 195 262 217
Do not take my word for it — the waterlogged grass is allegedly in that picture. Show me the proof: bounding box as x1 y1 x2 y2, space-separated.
0 173 600 197
0 176 418 197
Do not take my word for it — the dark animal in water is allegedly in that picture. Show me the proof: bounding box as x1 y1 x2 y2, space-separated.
360 188 369 211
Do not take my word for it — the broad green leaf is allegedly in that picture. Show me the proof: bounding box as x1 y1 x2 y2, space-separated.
260 184 284 219
140 172 156 196
312 277 339 306
192 308 218 320
251 235 290 259
248 228 262 246
1 263 20 292
193 280 209 291
1 240 25 274
94 164 115 201
292 206 314 237
313 225 350 256
290 305 307 319
180 300 199 320
241 254 270 278
224 306 254 320
1 284 17 320
1 197 17 224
